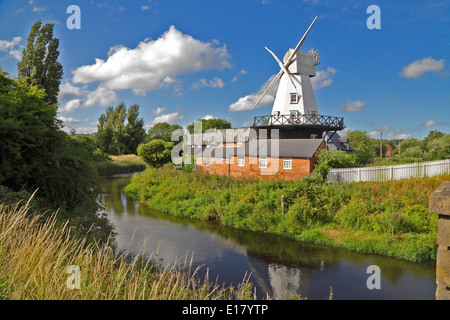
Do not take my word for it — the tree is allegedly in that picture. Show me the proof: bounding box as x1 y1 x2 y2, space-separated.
96 103 146 155
17 20 63 105
137 139 174 167
344 130 378 165
0 69 101 212
147 122 182 142
424 134 450 160
125 104 146 154
423 130 445 151
187 118 231 134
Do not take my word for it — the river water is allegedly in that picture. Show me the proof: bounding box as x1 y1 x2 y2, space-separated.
100 173 436 300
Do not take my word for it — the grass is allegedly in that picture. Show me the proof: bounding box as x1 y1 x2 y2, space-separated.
95 154 146 176
0 198 256 300
125 167 448 262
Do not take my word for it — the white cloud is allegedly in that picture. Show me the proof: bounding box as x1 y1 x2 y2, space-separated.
59 85 119 112
338 100 366 113
0 36 23 60
311 67 336 90
400 57 445 79
72 26 231 96
385 129 412 140
57 116 80 127
58 81 87 101
192 77 225 90
152 107 166 115
423 120 436 127
202 115 215 120
228 74 279 111
141 5 150 11
32 5 49 12
231 69 248 83
147 112 184 127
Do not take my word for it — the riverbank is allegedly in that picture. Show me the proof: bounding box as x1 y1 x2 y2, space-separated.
95 154 146 176
125 167 449 262
0 197 255 300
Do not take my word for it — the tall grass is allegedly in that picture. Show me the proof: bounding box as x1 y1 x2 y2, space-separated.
0 199 255 300
95 154 146 176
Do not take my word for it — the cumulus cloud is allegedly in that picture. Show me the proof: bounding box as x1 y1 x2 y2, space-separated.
338 100 366 113
58 81 87 101
147 112 184 127
202 115 215 120
423 120 436 127
311 67 336 90
57 116 80 127
71 25 231 96
231 69 248 83
192 77 225 90
152 107 166 115
0 36 23 60
60 85 119 112
228 74 279 111
399 57 445 79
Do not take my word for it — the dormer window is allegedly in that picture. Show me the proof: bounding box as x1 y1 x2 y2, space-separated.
290 93 298 104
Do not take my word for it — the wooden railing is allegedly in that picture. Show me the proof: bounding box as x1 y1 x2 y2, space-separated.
253 114 344 130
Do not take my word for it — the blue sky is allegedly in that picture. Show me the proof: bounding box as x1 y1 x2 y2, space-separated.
0 0 449 139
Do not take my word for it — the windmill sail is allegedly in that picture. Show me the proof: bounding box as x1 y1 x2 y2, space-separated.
251 16 318 110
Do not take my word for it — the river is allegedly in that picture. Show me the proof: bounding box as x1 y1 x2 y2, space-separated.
99 172 436 300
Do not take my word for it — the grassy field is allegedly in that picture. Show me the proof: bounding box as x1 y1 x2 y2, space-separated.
0 198 255 300
95 154 146 176
125 167 449 262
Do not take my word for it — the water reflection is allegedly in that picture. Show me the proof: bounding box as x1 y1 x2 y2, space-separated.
99 173 436 300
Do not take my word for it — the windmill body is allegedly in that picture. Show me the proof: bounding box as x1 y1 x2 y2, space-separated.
271 50 318 117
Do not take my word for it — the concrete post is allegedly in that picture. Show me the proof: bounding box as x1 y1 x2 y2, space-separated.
429 181 450 300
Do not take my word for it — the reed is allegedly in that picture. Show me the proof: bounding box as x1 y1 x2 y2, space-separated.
0 198 254 300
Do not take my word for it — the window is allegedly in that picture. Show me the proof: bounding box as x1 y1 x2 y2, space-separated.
283 158 292 170
259 157 267 169
217 158 223 164
205 158 210 167
290 93 298 104
225 158 229 164
238 157 245 167
310 134 317 139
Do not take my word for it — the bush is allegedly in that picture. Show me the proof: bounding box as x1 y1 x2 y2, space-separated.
137 139 174 167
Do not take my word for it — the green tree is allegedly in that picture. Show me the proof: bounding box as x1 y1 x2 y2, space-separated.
137 139 174 167
124 104 146 154
17 20 63 105
0 69 101 213
424 134 450 160
314 150 357 178
147 122 182 142
187 118 231 134
96 103 145 155
423 130 445 151
344 130 380 165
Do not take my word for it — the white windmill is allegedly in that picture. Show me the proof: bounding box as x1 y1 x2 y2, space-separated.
253 16 321 120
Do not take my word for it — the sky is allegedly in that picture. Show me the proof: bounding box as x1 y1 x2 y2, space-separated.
0 0 449 140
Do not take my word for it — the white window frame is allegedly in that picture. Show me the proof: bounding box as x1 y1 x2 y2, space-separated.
259 157 267 169
217 158 223 164
205 158 210 167
237 156 245 167
283 158 292 170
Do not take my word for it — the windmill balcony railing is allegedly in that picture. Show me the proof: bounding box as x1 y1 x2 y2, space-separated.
253 113 344 130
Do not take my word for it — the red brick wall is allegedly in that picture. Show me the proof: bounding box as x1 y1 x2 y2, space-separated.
195 141 325 181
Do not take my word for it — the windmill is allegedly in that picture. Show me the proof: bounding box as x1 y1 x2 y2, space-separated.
252 16 321 119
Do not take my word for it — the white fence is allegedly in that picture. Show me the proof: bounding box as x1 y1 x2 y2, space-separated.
327 159 450 183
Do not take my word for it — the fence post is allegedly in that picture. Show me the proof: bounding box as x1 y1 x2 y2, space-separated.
429 181 450 300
